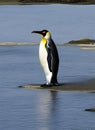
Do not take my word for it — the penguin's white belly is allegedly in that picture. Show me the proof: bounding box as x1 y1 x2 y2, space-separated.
39 43 52 84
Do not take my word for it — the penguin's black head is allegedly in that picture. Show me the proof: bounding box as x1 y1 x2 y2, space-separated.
32 30 48 37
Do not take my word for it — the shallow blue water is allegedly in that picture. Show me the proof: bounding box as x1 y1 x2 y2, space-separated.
0 5 95 130
0 4 95 43
0 46 95 130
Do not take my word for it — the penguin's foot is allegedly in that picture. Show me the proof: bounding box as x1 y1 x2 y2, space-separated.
40 83 60 88
52 82 60 86
40 83 53 88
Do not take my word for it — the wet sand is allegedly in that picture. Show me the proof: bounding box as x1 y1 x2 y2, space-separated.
20 79 95 92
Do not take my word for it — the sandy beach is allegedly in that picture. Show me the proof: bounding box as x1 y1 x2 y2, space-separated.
20 78 95 92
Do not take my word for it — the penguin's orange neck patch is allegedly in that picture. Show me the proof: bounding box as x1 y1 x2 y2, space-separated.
41 38 47 46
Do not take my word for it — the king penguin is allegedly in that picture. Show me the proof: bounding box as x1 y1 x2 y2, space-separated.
32 30 59 87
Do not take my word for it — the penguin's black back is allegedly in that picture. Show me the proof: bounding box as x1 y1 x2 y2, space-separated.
46 39 59 83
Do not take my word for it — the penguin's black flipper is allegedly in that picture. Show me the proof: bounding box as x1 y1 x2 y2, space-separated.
47 48 52 72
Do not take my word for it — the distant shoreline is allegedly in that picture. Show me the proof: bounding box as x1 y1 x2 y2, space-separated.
0 1 95 5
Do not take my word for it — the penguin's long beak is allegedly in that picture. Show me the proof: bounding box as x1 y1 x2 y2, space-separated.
32 31 42 35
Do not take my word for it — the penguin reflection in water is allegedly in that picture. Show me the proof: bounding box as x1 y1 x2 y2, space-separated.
32 30 59 87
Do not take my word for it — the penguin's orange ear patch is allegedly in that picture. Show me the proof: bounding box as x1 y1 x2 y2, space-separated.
46 32 51 36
